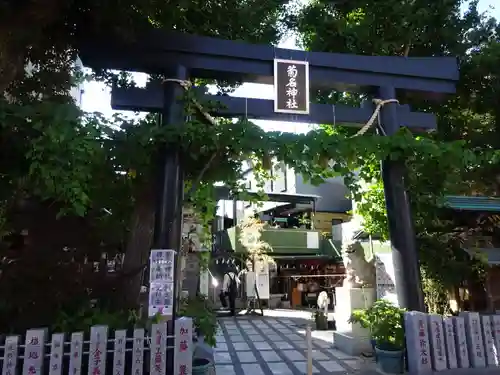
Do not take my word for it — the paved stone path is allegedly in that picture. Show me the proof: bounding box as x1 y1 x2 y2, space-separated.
214 317 375 375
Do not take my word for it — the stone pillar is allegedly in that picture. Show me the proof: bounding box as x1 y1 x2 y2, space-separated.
333 287 376 355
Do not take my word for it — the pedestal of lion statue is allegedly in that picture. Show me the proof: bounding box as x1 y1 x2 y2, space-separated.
333 240 377 355
333 286 376 355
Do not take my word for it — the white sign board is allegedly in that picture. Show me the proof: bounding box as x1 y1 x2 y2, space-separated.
49 333 64 375
491 315 500 364
404 311 432 373
2 336 19 375
246 271 256 298
481 315 498 366
460 312 486 368
306 231 319 249
427 314 447 371
69 332 84 375
150 323 167 375
174 317 194 375
88 326 108 375
149 249 175 317
113 330 127 375
132 329 145 375
374 253 398 306
443 317 458 369
452 317 470 368
255 259 270 299
23 329 46 375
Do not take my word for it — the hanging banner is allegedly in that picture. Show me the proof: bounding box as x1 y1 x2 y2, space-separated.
149 249 175 317
274 59 310 114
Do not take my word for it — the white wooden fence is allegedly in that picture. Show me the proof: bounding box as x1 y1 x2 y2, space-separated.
0 317 193 375
405 311 500 373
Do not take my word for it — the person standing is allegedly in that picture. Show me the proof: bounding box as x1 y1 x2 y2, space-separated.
223 270 240 316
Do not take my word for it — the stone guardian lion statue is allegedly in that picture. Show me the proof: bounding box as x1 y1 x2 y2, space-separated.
341 240 376 288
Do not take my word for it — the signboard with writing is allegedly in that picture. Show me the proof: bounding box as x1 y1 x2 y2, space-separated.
151 323 167 375
246 271 256 298
149 283 174 316
113 330 127 375
69 332 84 375
452 317 469 368
404 311 432 373
150 249 175 283
443 317 458 369
132 329 145 375
273 59 309 114
22 329 46 375
427 314 447 371
49 333 64 375
88 326 108 375
481 315 498 366
2 336 19 375
492 315 500 364
255 259 270 299
460 312 486 368
149 249 175 317
174 317 193 375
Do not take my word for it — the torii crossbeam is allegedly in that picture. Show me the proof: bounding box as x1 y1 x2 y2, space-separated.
111 86 437 131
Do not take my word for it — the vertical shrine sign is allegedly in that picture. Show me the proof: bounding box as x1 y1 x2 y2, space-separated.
149 249 175 317
274 59 309 114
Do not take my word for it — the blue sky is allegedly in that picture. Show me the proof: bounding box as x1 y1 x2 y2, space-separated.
81 0 499 134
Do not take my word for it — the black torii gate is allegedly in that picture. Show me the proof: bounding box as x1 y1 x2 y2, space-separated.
79 27 457 322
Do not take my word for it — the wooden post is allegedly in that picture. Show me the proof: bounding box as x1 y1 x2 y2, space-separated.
306 325 313 375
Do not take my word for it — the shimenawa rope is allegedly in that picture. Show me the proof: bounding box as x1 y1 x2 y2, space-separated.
353 98 399 137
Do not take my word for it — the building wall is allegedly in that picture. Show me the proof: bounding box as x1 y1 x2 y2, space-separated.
295 174 351 213
313 212 351 232
216 162 352 220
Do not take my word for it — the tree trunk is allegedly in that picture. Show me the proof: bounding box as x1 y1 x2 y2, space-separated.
121 182 156 308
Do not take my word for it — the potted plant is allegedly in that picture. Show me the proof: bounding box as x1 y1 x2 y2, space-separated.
349 300 405 374
312 310 328 330
349 308 377 358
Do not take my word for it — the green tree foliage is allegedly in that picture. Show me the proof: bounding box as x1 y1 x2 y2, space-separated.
1 0 500 329
292 0 500 309
0 0 289 330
